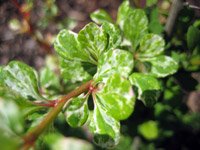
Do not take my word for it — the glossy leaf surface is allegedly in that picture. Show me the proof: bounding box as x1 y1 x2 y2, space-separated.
138 33 165 58
102 22 122 50
1 61 44 101
129 73 161 107
147 56 178 78
90 102 120 148
96 74 135 120
78 23 107 63
54 29 90 62
90 9 113 24
95 49 133 82
64 95 89 127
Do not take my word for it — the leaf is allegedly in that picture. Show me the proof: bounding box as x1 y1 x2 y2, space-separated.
1 61 44 101
90 9 113 24
147 56 178 78
117 0 130 26
138 120 159 140
95 49 134 82
60 58 92 83
123 9 148 50
129 73 161 107
138 33 165 58
187 26 200 50
78 23 108 63
43 134 94 150
64 95 89 127
54 29 91 63
96 74 135 120
102 22 122 50
90 101 120 148
40 67 60 90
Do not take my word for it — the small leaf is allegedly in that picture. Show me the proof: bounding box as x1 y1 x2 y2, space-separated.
117 0 130 26
90 9 113 24
138 120 159 140
147 56 178 78
102 22 122 50
64 95 89 127
96 74 135 120
187 26 200 50
54 29 91 63
60 58 92 83
90 101 120 148
138 33 165 58
78 23 107 63
123 9 148 50
95 49 133 82
40 67 60 90
129 73 161 107
1 61 44 101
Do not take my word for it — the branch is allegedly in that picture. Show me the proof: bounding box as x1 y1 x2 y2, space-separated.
21 80 93 150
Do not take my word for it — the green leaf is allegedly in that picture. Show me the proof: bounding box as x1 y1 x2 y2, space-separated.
138 120 159 140
95 49 134 82
123 9 148 50
60 58 92 83
138 33 165 58
90 101 120 148
129 73 161 107
54 29 91 63
146 0 158 7
1 61 44 101
90 9 113 24
96 74 135 120
147 56 178 78
187 26 200 50
117 0 130 26
78 23 108 63
102 22 122 50
64 95 89 127
40 67 60 90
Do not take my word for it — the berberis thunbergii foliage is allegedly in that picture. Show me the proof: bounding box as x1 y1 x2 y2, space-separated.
0 0 178 149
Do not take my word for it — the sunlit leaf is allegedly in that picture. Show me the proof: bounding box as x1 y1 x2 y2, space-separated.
90 101 120 148
147 56 178 78
64 95 89 127
78 23 107 63
138 33 165 58
54 29 91 63
129 73 161 107
96 74 135 120
1 61 45 101
90 9 113 24
60 58 92 83
138 120 159 140
117 0 130 26
102 22 122 50
95 49 133 82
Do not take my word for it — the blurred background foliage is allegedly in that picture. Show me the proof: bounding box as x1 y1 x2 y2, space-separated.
0 0 200 149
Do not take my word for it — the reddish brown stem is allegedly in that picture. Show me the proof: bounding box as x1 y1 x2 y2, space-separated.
21 80 93 150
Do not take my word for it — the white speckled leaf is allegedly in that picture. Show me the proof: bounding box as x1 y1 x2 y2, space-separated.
90 9 113 24
90 100 120 149
146 56 178 78
102 22 122 50
123 9 148 50
60 58 92 83
96 74 135 120
138 33 165 58
129 73 161 107
117 0 130 27
1 61 44 101
54 29 91 63
95 49 133 82
64 95 89 127
78 23 107 63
